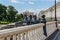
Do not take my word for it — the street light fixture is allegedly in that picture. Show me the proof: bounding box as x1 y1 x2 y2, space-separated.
55 0 57 27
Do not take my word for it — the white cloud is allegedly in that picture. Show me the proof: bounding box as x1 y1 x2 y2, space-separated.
56 0 60 2
10 0 19 3
36 8 48 13
48 0 58 1
10 0 25 4
31 0 59 1
28 1 35 5
37 8 46 11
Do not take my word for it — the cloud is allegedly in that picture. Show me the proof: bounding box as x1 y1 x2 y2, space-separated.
10 0 19 3
37 8 46 11
56 0 60 2
10 0 25 4
40 0 60 2
32 0 58 1
36 8 48 13
28 1 35 5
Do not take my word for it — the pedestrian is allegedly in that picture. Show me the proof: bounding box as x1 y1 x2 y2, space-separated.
41 15 47 36
29 15 33 25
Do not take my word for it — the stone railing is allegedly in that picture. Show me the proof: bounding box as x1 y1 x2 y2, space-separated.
0 21 57 40
46 21 57 36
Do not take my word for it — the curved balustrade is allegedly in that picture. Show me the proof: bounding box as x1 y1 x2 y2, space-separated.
0 21 57 40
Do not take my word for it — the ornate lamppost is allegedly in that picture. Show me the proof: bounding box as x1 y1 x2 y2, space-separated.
55 0 57 27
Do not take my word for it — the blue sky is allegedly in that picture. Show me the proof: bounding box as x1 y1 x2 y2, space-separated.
0 0 60 14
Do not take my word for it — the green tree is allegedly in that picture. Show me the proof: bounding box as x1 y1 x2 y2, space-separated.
16 14 23 21
7 6 18 22
0 4 7 21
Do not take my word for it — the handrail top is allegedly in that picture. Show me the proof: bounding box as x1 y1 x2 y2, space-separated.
0 21 56 38
0 23 43 38
46 21 56 25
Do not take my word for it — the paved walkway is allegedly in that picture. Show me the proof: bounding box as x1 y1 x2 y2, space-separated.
54 31 60 40
45 29 60 40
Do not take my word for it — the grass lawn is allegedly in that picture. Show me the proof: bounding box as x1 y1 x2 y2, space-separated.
0 21 11 24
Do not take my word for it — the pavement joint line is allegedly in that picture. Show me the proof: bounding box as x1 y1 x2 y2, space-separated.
53 31 60 40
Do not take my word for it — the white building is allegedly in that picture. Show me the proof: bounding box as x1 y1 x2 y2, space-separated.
38 2 60 21
23 10 34 16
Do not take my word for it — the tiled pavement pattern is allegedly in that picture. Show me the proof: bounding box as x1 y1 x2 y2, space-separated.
45 29 60 40
54 31 60 40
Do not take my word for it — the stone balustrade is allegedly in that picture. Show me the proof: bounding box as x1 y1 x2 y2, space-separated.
46 21 57 36
0 21 57 40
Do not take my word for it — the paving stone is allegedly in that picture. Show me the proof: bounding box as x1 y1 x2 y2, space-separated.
45 29 60 40
55 31 60 40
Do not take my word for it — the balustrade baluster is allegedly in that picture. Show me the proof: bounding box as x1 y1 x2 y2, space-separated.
28 30 33 40
13 35 16 40
30 30 35 40
27 31 31 40
21 33 25 40
17 34 21 40
7 36 10 40
24 32 29 40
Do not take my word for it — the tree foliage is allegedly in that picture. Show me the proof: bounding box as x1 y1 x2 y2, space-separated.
0 4 23 24
7 6 18 22
16 14 23 21
0 4 7 21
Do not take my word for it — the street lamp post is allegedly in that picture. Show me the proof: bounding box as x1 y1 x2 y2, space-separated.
55 0 57 27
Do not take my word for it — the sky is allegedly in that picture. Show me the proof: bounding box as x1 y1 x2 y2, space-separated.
0 0 60 14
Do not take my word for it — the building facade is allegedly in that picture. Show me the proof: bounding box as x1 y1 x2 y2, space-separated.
38 2 60 21
23 10 34 16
